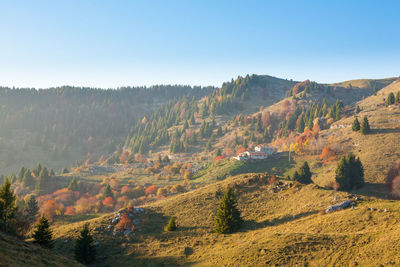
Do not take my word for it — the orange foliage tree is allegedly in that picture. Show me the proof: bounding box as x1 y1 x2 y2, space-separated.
102 196 115 208
145 185 158 195
320 146 335 162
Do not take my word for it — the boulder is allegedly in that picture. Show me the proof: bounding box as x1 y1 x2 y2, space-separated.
325 200 352 213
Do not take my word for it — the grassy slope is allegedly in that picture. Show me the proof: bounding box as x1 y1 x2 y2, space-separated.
0 233 82 267
51 171 400 266
307 80 400 195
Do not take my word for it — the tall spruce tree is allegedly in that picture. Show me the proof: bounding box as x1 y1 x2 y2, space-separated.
360 116 370 135
33 216 54 248
36 167 50 195
68 177 79 191
75 224 96 264
103 184 114 199
25 195 39 222
22 169 34 189
0 178 17 232
352 117 360 132
17 167 26 182
296 161 312 184
335 154 364 191
214 188 242 234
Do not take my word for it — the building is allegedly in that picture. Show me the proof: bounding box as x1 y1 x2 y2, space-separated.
233 145 276 161
254 145 276 156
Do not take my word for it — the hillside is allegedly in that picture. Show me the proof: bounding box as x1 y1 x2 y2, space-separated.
50 172 400 266
0 85 214 174
0 233 82 267
301 79 400 195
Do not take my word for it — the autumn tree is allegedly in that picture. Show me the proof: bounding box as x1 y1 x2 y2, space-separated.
214 188 242 234
75 223 96 264
33 216 54 248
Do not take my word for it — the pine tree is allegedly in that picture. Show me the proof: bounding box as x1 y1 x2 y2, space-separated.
17 167 26 182
335 154 364 191
36 167 50 195
33 216 54 248
296 161 312 184
355 105 361 113
352 117 360 132
25 195 39 222
103 184 114 199
0 179 17 231
214 188 242 234
22 169 34 189
387 92 395 106
75 223 96 264
396 91 400 104
360 116 370 135
68 177 79 191
166 216 177 231
34 163 42 177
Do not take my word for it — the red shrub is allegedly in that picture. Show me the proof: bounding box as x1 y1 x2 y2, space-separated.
145 185 158 195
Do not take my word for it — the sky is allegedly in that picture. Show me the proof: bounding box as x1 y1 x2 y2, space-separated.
0 0 399 88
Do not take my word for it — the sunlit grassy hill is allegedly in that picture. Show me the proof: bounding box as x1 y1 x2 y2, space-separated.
51 171 400 266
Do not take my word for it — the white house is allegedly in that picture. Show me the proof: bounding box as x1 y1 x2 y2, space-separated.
254 145 276 156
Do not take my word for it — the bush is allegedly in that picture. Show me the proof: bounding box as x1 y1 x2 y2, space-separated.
166 216 177 231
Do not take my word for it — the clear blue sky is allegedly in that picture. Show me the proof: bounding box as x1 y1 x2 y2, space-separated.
0 0 399 88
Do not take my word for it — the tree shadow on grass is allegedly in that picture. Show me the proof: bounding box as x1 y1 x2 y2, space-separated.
351 182 394 200
370 128 400 134
241 210 319 232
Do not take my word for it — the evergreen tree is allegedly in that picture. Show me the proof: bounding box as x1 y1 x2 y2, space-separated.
296 161 312 184
68 177 79 191
0 179 17 231
387 92 395 106
335 154 364 191
297 116 305 133
34 163 42 177
166 216 177 231
360 116 370 135
25 195 39 222
22 169 34 189
352 117 360 132
75 224 96 264
103 184 114 199
355 105 361 113
8 172 16 184
183 120 189 130
396 91 400 104
217 125 223 136
33 216 54 249
214 188 242 234
17 167 26 182
36 167 50 195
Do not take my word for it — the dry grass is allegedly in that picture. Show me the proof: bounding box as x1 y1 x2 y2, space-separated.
0 233 82 267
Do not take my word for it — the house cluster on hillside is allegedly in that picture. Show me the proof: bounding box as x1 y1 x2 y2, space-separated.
233 145 277 161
